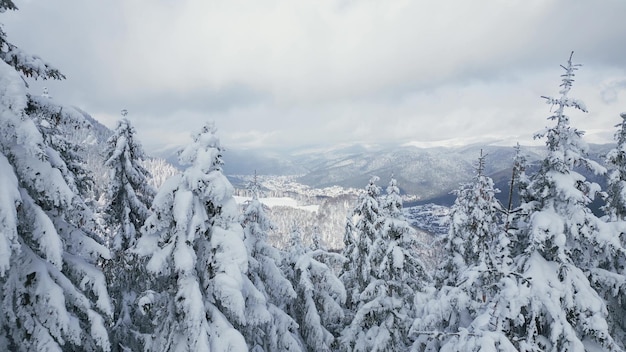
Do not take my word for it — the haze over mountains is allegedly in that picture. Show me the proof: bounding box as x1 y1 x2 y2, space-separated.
69 103 611 249
154 138 612 207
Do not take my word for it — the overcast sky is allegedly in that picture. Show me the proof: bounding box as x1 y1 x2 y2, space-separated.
4 0 626 153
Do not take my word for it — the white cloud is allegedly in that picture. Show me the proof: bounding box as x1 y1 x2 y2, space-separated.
3 0 626 152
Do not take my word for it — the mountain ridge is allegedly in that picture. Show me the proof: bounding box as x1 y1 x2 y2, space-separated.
156 142 612 205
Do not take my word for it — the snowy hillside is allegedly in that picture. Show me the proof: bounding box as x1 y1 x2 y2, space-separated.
228 174 447 252
40 106 179 200
53 109 450 252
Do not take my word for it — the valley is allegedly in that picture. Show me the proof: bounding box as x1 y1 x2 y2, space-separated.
229 175 447 263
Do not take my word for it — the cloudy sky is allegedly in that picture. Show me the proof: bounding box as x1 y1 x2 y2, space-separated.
4 0 626 153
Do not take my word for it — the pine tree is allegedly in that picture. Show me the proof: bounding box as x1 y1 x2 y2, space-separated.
239 178 301 352
498 53 622 351
524 52 614 268
594 111 626 348
310 225 325 251
135 122 263 351
380 177 431 300
339 177 383 316
284 225 346 352
503 143 529 232
25 96 96 200
104 113 155 252
411 155 516 351
103 114 156 351
433 152 505 288
0 2 64 81
339 216 356 311
342 177 430 351
0 3 111 350
603 112 626 222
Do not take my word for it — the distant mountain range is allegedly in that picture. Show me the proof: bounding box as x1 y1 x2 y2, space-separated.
71 108 613 210
56 108 614 245
157 142 611 207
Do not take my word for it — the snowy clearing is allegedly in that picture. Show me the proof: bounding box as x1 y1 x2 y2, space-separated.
234 196 319 212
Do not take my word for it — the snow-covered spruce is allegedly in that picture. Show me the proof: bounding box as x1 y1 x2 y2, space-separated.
339 176 383 319
342 177 430 351
135 122 262 351
603 113 626 223
26 95 97 201
505 53 621 351
411 154 514 351
0 3 64 81
239 178 302 351
284 224 346 352
596 111 626 348
0 4 111 350
104 116 155 253
102 116 156 352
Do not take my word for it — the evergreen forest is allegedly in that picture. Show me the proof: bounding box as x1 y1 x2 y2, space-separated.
2 2 626 351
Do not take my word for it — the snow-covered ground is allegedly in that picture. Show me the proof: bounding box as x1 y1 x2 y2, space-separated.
234 195 320 212
232 176 446 257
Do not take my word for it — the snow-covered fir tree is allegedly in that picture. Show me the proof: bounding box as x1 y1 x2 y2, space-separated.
604 112 626 222
433 152 506 287
512 143 530 203
501 53 622 351
135 122 265 351
102 115 156 351
310 225 325 251
339 216 356 273
239 178 302 351
25 95 97 200
4 3 94 201
339 176 383 317
594 111 626 348
0 2 64 81
0 3 112 350
411 153 516 351
284 225 346 352
503 143 529 233
104 114 155 253
342 177 429 351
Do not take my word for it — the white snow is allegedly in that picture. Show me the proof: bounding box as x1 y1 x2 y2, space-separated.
0 153 20 276
234 195 319 212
